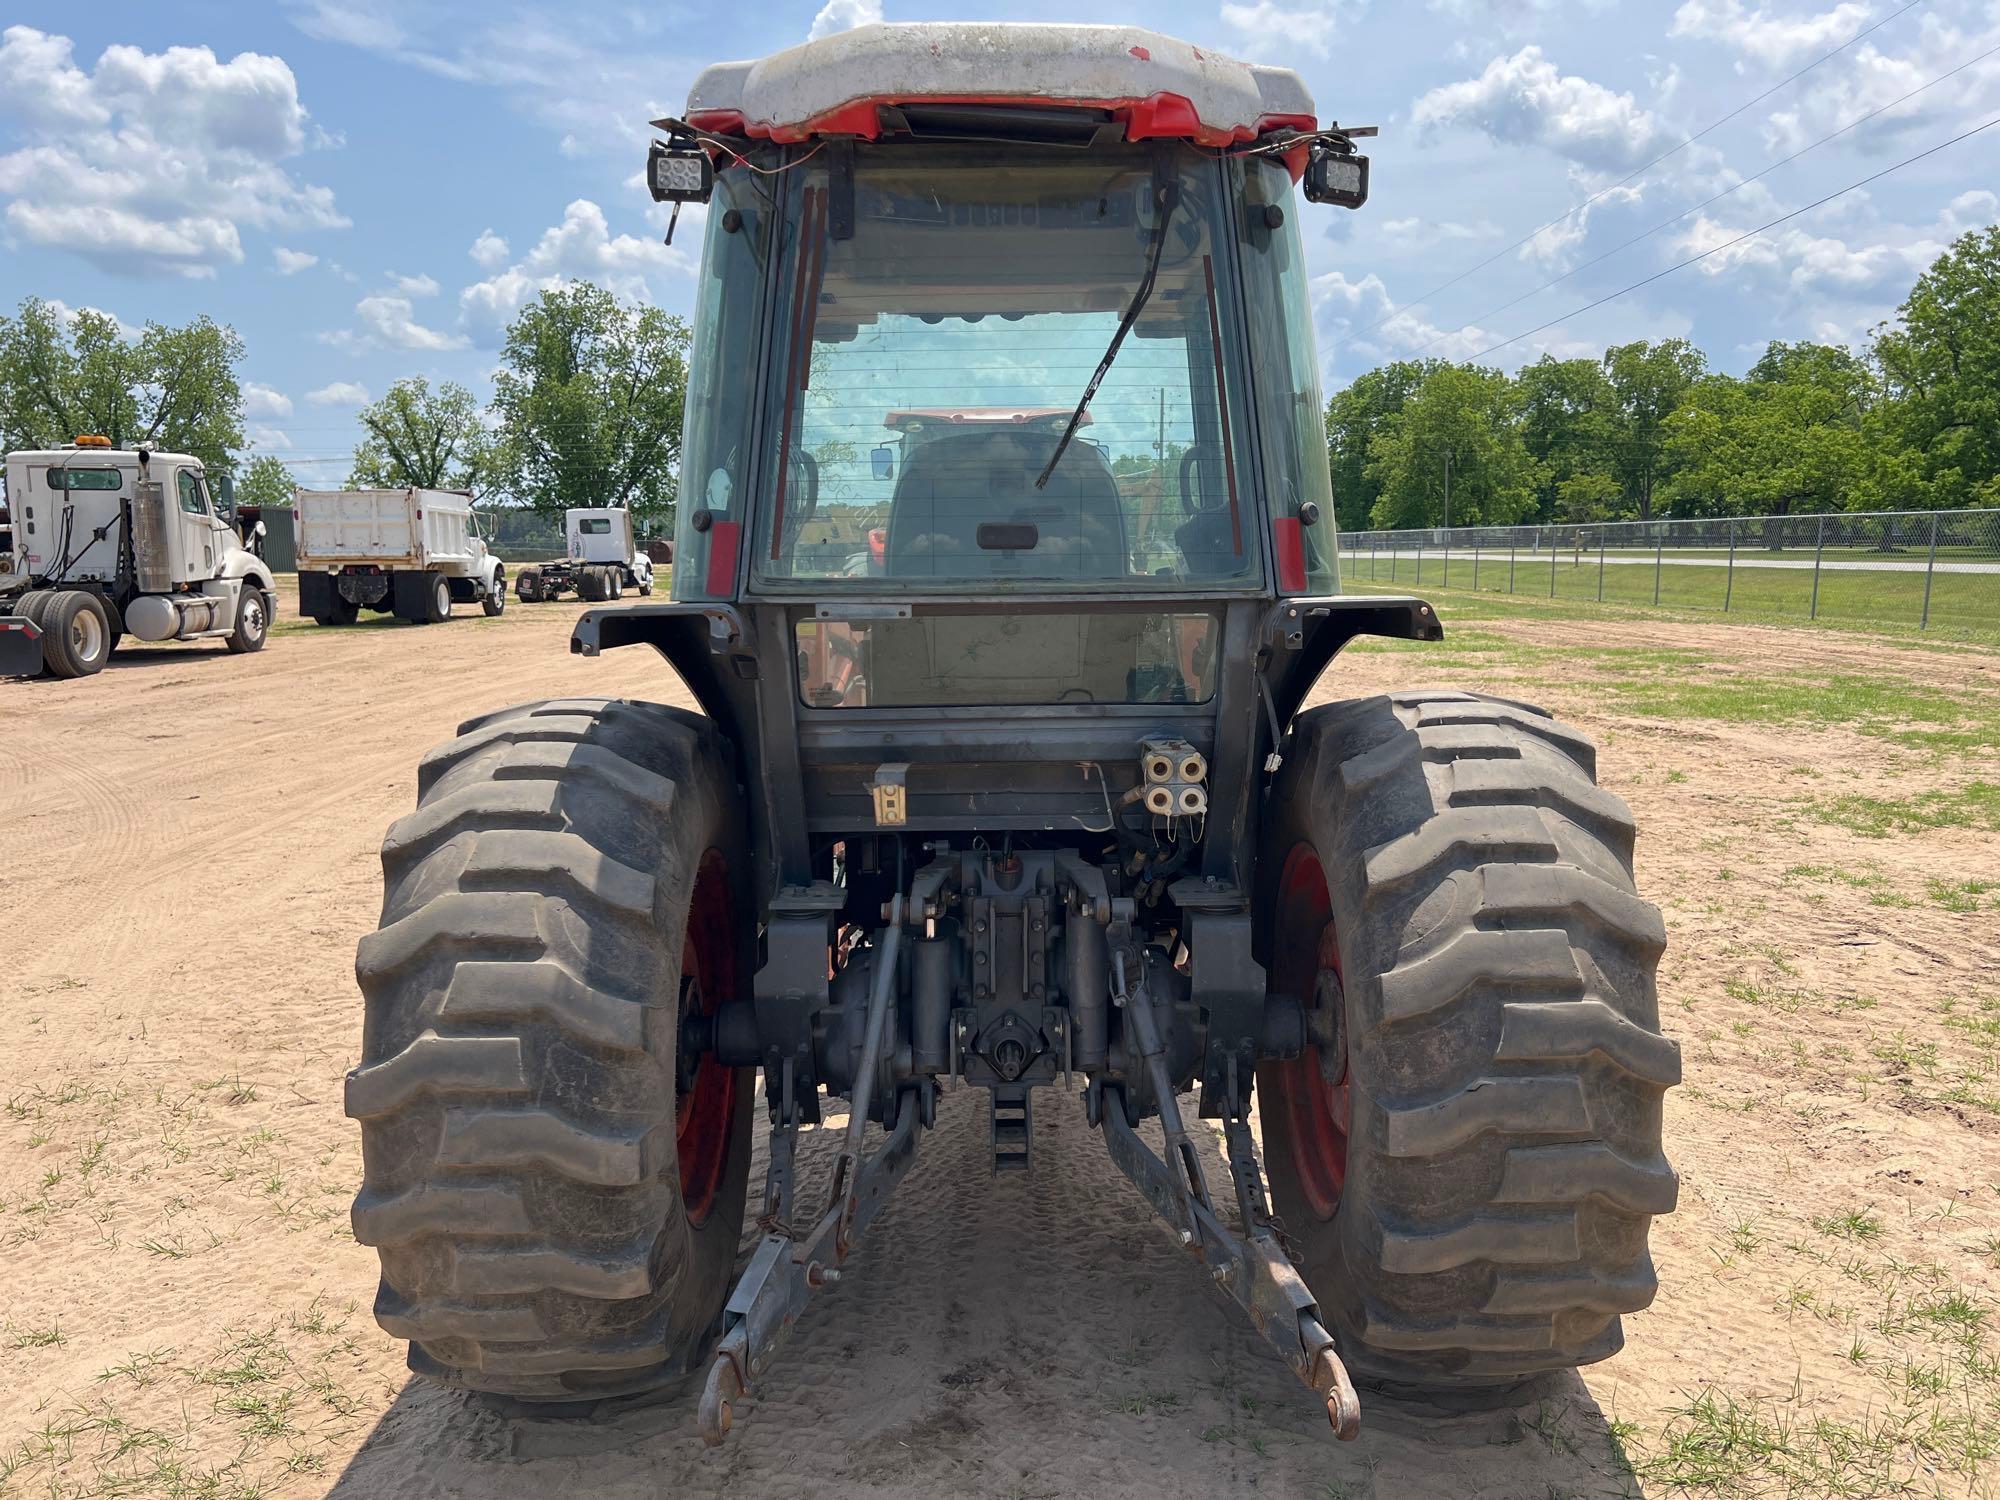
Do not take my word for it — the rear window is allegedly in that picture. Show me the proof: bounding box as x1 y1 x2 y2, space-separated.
797 611 1219 707
46 467 121 491
578 518 612 534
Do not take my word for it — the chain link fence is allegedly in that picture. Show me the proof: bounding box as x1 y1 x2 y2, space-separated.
1339 508 2000 634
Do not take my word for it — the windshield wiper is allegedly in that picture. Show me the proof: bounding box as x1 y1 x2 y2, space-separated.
1036 179 1183 490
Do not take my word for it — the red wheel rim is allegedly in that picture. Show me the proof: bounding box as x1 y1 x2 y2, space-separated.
676 850 737 1227
1270 843 1350 1222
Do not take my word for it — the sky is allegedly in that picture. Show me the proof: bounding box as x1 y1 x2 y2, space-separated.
1 0 1995 486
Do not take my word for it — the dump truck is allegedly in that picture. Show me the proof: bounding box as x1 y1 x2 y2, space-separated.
1 439 277 678
344 22 1678 1445
294 487 505 625
514 506 656 602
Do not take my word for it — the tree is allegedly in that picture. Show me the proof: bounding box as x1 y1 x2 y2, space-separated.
1325 359 1440 531
1364 364 1542 529
1871 226 2000 509
488 282 690 526
0 297 246 473
1660 344 1875 525
236 454 296 510
1602 338 1705 521
1514 356 1620 521
349 377 490 491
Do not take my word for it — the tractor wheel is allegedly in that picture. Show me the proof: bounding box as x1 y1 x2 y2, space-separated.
226 585 270 654
483 570 506 617
347 697 754 1400
604 567 624 601
42 590 112 678
1256 689 1678 1394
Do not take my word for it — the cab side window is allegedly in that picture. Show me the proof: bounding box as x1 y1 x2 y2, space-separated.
177 470 208 516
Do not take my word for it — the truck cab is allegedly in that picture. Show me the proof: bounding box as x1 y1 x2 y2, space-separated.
1 439 277 678
566 506 654 596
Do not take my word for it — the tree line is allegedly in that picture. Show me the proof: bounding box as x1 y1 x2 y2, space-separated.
1328 224 2000 532
0 282 690 527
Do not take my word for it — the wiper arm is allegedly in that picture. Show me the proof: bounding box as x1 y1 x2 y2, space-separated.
1036 180 1183 490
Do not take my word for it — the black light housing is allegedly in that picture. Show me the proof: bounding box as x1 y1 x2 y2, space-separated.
1304 145 1369 210
647 138 714 204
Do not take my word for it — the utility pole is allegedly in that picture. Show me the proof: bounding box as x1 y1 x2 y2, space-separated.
1442 446 1453 535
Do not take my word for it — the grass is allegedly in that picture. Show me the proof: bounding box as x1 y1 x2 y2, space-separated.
1808 782 2000 838
1342 543 2000 643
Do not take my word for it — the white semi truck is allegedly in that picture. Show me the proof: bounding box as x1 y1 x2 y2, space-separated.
293 487 505 625
514 506 654 602
0 438 278 679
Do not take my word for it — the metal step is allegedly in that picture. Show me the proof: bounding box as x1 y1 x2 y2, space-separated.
990 1087 1031 1175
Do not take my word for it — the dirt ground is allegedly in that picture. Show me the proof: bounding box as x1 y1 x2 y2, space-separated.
3 585 1996 1499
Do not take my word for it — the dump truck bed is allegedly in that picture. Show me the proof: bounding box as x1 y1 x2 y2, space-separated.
294 489 476 570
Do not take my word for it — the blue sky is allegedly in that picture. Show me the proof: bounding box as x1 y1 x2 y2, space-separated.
2 0 1994 485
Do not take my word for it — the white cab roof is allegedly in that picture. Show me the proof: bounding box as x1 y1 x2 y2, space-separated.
685 23 1317 146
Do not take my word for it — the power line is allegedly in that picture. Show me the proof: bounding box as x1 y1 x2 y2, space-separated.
1466 111 2000 361
1408 40 2000 356
1364 0 1931 342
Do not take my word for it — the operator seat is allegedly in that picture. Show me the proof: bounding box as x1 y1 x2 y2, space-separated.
863 430 1165 704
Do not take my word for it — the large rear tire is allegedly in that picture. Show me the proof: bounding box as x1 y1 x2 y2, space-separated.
1256 689 1678 1393
347 698 755 1399
42 590 112 678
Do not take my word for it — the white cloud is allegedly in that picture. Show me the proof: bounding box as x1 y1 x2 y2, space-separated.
42 299 139 340
342 293 468 351
458 197 695 345
273 246 318 274
1669 0 1869 67
1411 46 1677 173
286 3 683 152
247 425 293 452
1942 189 1999 234
1220 1 1343 61
808 0 883 41
1380 216 1501 243
305 381 370 406
389 271 440 296
0 26 345 278
1759 16 2000 154
243 383 294 419
1678 212 1942 296
469 229 509 268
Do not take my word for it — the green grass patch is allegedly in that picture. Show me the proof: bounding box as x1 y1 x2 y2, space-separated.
1807 783 2000 838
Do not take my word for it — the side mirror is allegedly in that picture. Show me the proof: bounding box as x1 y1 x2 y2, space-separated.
253 520 268 539
872 445 895 482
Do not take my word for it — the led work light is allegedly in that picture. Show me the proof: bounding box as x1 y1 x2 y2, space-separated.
1304 146 1369 210
647 139 714 204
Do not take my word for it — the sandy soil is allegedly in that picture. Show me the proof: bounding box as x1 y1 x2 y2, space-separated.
3 586 1996 1499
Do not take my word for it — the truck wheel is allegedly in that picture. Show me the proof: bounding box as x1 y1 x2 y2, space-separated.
318 594 361 627
226 586 270 654
1255 690 1678 1394
428 575 453 624
348 698 755 1400
576 567 605 603
483 570 507 617
605 567 624 601
41 591 112 678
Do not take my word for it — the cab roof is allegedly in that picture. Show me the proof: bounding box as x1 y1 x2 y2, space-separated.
684 23 1317 147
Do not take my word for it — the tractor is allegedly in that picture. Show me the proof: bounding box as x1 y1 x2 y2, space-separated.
345 22 1678 1444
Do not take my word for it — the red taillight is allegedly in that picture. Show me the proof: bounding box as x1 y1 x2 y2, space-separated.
1272 517 1307 593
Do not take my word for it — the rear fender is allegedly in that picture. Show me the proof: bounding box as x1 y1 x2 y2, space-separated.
1261 595 1443 726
